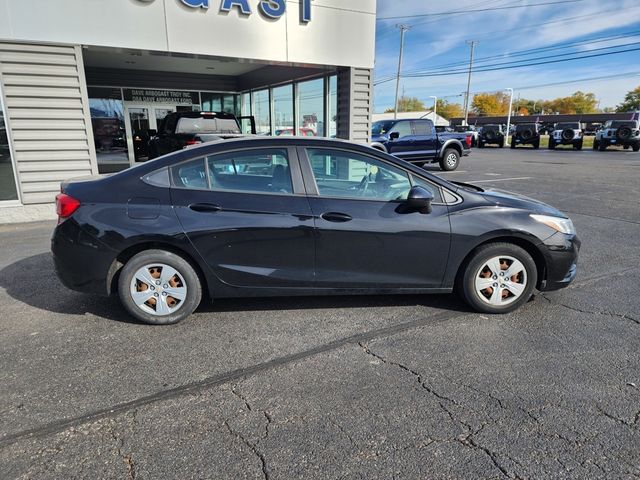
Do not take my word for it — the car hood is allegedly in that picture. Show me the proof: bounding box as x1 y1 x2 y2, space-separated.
371 134 387 143
481 187 566 217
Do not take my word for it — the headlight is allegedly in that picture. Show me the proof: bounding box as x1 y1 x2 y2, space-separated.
530 214 576 235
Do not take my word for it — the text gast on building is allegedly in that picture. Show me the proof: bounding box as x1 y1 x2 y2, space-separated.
0 0 375 213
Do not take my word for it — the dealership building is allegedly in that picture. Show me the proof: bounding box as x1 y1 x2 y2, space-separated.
0 0 376 220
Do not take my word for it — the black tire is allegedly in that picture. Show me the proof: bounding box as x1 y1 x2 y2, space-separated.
548 139 555 150
439 148 460 171
461 242 537 314
599 142 607 152
477 140 484 148
633 143 640 152
118 249 203 325
533 140 540 149
575 140 583 151
593 139 599 150
500 139 505 148
510 141 516 149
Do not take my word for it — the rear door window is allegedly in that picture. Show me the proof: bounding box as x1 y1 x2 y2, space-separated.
411 120 433 135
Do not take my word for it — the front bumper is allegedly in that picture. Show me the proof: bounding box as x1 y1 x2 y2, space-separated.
538 232 581 291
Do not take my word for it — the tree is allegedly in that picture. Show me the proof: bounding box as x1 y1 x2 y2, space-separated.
384 96 426 113
617 85 640 112
471 92 511 116
436 99 464 119
543 91 598 114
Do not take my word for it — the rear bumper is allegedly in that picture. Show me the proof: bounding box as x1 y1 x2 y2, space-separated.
51 219 117 296
538 233 581 291
599 138 638 146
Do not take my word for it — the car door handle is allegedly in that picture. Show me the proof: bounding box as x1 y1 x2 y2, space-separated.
189 203 222 213
321 212 352 223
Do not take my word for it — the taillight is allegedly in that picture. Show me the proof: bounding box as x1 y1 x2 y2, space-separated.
185 139 201 146
56 193 81 221
465 134 472 147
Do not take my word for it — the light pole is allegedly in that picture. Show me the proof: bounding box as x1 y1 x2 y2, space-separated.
430 95 438 119
393 24 410 120
505 88 514 147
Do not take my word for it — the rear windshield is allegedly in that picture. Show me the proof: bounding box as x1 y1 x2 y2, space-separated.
516 124 536 131
556 123 580 129
176 117 240 134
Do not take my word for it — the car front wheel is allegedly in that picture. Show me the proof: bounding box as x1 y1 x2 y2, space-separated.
118 249 203 325
461 243 537 314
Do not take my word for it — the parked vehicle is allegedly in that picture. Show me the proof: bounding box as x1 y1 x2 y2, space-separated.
147 111 255 159
594 120 640 152
453 125 479 146
511 123 542 149
370 118 471 171
52 137 580 325
477 125 506 148
549 122 583 150
275 127 316 136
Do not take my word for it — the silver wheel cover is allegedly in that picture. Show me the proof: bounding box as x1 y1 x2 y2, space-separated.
474 255 528 307
130 263 188 316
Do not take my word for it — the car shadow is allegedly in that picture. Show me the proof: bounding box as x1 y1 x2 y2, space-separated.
0 253 472 324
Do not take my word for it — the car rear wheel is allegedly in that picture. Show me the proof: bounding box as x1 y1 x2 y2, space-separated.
461 243 537 314
439 149 460 171
118 249 202 325
599 142 607 151
548 139 555 150
633 143 640 152
593 140 599 150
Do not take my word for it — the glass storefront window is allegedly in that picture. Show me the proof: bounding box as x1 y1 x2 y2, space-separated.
328 75 337 139
88 87 129 174
273 85 294 136
240 92 252 134
253 89 271 136
298 78 324 137
201 93 239 116
0 86 19 202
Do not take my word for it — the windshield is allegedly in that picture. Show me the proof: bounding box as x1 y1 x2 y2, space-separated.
556 123 580 129
176 117 240 134
372 120 395 136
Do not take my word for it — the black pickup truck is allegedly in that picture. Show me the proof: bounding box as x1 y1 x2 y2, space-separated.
147 111 255 159
370 118 471 171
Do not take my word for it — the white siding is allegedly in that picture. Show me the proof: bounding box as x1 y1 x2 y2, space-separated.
337 67 372 144
0 42 97 204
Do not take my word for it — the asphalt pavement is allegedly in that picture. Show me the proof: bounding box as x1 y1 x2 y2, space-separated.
1 147 639 479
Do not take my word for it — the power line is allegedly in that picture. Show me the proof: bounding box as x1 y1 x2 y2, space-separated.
400 31 640 76
373 29 640 85
377 0 586 21
402 45 640 78
403 40 640 77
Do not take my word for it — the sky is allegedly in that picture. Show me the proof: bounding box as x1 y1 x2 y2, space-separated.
373 0 640 113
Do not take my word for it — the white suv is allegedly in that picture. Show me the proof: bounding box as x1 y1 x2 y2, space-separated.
594 120 640 152
549 122 583 150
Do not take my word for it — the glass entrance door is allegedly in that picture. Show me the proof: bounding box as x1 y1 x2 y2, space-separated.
124 104 201 165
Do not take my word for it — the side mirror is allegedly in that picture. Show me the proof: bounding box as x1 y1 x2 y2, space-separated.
406 186 434 213
148 129 157 137
389 131 400 140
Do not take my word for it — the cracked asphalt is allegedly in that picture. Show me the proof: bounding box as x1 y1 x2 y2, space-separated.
1 147 639 479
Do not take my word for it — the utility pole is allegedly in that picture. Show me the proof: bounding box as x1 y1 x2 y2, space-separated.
505 88 514 147
430 96 438 117
463 40 478 126
394 24 410 120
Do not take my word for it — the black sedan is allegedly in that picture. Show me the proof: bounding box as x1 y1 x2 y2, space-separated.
52 137 580 325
